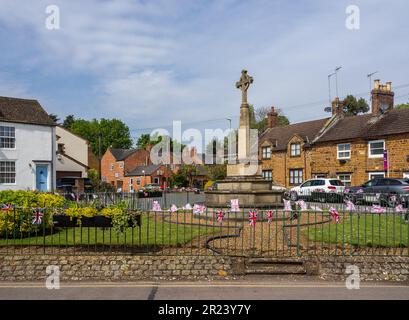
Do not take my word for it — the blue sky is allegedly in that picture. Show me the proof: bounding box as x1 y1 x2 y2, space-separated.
0 0 408 143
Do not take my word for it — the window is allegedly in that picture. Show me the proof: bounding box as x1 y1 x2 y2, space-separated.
0 126 15 149
301 180 312 188
368 140 385 158
290 143 301 157
0 161 16 184
262 170 272 181
312 180 325 186
110 164 114 171
262 146 271 159
136 179 141 186
154 177 159 184
368 172 385 180
314 174 327 179
119 162 124 169
289 169 303 185
129 178 134 192
404 173 409 179
337 174 351 187
337 143 351 159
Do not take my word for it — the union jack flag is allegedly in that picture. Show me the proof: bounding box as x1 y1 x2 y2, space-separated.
371 205 386 214
329 207 339 224
266 210 274 224
1 204 13 212
32 209 43 225
216 210 224 224
283 199 292 212
345 200 356 212
152 201 162 212
193 204 206 214
297 200 308 212
230 199 240 212
248 210 257 226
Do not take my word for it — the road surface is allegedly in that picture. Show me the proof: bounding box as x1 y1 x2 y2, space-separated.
0 276 408 300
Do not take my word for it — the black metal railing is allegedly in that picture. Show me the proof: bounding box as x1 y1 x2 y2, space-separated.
0 191 408 257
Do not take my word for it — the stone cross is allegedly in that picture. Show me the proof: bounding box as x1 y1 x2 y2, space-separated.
236 70 253 105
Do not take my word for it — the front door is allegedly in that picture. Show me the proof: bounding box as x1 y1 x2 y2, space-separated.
36 165 49 192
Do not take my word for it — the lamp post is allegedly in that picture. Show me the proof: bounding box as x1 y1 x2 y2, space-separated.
98 131 102 180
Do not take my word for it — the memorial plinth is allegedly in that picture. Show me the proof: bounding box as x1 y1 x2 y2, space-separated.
205 70 284 209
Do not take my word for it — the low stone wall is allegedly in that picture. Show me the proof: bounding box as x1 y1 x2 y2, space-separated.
308 255 409 282
0 255 234 282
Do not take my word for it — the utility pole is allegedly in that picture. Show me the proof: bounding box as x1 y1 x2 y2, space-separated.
98 131 102 180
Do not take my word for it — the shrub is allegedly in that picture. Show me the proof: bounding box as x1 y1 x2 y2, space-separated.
0 190 66 208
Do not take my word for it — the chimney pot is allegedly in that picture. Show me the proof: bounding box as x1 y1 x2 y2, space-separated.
371 80 394 115
267 106 278 128
374 79 380 90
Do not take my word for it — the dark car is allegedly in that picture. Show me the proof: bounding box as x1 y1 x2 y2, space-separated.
56 177 93 193
344 178 409 207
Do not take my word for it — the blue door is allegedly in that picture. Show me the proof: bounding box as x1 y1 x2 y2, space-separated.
36 165 49 192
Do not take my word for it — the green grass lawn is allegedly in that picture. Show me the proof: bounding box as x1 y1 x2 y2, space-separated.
304 213 409 247
0 216 211 247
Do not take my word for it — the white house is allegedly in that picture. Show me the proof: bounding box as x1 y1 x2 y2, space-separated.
0 97 56 191
56 126 99 179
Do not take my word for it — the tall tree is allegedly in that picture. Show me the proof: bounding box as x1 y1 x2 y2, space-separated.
250 105 290 134
70 118 132 155
341 95 370 116
62 115 76 129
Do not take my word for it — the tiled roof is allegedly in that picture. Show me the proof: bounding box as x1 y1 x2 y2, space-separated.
0 96 55 126
109 148 139 161
125 165 161 176
260 118 330 151
316 108 409 143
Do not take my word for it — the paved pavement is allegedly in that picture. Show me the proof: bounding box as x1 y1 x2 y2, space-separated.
0 276 408 300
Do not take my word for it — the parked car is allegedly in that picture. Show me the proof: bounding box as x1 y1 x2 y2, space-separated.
344 178 409 207
142 183 161 191
289 178 345 202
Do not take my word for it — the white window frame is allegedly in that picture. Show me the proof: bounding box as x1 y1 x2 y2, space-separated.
136 179 141 186
368 140 385 158
337 143 351 160
110 163 114 171
337 174 352 187
262 146 271 159
154 177 159 184
404 172 409 179
0 160 16 185
290 143 301 157
129 178 133 192
314 174 327 179
0 125 16 149
368 172 386 180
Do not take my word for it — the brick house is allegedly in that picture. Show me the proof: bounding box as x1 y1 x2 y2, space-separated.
124 164 173 192
260 80 409 188
101 147 150 191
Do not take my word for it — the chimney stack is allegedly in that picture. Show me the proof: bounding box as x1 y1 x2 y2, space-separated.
331 97 343 116
371 80 394 115
267 106 278 128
